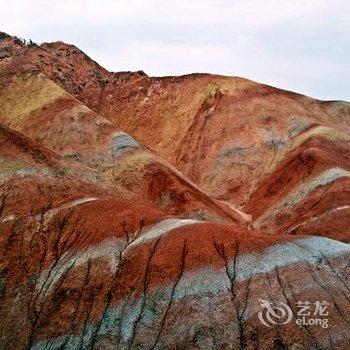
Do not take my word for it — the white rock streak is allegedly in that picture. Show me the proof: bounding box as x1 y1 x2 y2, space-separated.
282 205 350 235
35 218 202 297
292 125 350 149
254 167 350 227
1 196 98 224
127 218 201 249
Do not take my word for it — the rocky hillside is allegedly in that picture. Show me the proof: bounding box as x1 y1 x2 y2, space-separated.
0 32 349 350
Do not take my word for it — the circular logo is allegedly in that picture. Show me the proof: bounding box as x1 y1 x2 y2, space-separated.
258 299 293 327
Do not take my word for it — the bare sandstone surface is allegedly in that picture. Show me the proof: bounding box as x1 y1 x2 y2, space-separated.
0 32 349 349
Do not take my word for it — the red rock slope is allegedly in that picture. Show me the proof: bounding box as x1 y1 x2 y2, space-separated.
2 32 349 207
0 32 349 349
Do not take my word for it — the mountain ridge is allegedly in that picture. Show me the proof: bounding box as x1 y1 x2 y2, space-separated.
0 31 349 349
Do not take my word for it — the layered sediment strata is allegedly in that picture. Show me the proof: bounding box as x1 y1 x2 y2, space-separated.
0 32 349 349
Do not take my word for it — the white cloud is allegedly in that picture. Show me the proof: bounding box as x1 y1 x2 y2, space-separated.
2 0 345 27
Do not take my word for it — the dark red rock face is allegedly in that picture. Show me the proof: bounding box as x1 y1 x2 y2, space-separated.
0 32 349 349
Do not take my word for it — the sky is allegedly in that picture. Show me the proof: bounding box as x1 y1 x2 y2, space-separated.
1 0 349 101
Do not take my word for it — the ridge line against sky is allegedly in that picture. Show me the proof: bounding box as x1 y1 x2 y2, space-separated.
1 0 349 101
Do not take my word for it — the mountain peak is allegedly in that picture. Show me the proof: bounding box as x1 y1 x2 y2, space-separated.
0 31 349 349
